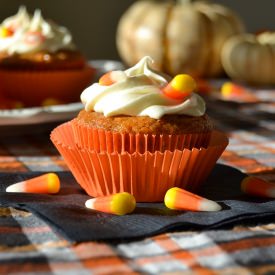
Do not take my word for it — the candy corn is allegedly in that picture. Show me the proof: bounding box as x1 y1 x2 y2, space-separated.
41 98 64 106
221 82 244 98
162 74 197 100
241 176 275 198
99 71 127 86
85 192 136 215
220 82 258 102
0 27 14 38
6 173 60 194
164 187 221 212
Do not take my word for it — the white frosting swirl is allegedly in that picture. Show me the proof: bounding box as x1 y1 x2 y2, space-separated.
1 6 30 31
0 7 75 54
0 6 30 52
81 56 206 119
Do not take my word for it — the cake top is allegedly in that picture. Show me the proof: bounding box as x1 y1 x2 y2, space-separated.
0 6 75 54
81 56 206 119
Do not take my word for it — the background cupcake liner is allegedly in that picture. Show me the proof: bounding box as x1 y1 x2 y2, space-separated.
51 122 228 202
0 66 95 106
71 118 212 153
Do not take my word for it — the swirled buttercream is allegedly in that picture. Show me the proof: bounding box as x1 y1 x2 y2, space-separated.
1 6 30 31
0 7 75 54
81 56 206 119
0 6 30 52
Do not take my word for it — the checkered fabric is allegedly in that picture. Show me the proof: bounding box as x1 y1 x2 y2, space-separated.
1 208 275 274
0 82 275 274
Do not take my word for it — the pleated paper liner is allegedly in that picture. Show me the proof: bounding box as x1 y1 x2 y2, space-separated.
51 122 228 202
0 65 95 107
71 118 212 153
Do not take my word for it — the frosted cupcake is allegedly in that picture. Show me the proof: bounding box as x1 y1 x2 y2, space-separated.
0 7 94 107
51 56 228 201
73 56 213 153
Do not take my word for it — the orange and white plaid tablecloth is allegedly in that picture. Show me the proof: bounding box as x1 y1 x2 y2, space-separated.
0 82 275 274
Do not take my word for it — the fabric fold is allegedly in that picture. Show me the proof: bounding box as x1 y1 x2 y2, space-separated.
0 167 275 243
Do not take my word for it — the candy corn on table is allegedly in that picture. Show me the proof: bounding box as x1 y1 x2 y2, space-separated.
0 81 275 274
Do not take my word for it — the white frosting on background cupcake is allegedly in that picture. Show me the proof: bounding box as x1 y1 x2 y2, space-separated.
0 6 75 54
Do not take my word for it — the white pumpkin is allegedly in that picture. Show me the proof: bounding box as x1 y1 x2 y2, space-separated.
222 32 275 85
116 0 245 77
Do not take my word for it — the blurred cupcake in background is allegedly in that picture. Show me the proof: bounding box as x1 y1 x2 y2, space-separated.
0 6 95 107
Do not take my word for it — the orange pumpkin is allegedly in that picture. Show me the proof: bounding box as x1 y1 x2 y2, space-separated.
116 0 245 77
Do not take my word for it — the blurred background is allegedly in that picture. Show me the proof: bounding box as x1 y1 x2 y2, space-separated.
0 0 275 61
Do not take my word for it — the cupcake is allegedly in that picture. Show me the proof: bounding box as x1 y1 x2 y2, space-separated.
73 56 213 153
51 56 228 202
0 7 94 107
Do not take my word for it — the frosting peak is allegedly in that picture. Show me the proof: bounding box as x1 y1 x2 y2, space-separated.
81 56 206 119
125 56 168 86
2 6 30 31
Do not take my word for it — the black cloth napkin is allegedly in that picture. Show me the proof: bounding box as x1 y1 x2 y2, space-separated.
1 164 275 243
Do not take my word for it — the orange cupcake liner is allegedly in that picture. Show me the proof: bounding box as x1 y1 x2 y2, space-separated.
0 65 95 106
51 121 228 202
71 118 212 153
